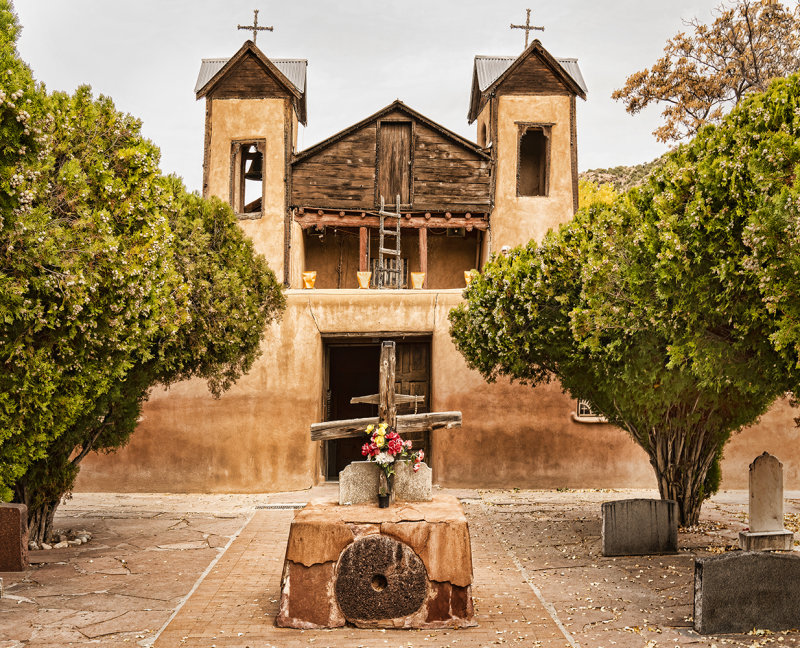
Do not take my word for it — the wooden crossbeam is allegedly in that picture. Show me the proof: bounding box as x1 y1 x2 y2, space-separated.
309 340 463 444
310 411 462 442
351 394 425 406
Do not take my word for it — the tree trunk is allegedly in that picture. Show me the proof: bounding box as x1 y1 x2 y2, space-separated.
646 423 720 527
27 499 60 546
14 481 61 545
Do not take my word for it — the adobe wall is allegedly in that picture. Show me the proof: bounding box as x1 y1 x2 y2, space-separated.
76 289 800 494
489 94 575 252
206 97 289 276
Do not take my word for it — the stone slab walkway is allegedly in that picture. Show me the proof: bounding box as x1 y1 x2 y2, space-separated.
3 488 800 647
154 503 572 647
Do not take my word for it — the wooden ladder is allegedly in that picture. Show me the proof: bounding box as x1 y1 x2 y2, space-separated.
377 195 402 288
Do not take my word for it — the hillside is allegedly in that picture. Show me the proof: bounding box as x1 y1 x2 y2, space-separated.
580 155 666 193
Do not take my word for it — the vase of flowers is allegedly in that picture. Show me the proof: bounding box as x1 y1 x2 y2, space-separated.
362 422 424 507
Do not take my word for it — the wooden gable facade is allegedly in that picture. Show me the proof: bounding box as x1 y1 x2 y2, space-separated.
468 39 586 124
291 102 491 290
291 101 491 217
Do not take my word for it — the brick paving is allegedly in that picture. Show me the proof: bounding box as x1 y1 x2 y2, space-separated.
154 502 574 648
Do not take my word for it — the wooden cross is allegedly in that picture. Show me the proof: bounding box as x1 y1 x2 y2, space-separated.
238 9 273 43
310 341 462 442
511 8 544 49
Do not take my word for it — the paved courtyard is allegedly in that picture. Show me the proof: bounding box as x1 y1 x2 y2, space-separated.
1 487 799 647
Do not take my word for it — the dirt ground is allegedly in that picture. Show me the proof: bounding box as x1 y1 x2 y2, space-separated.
1 488 798 647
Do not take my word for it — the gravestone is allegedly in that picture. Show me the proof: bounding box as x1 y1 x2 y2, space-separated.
338 461 432 505
694 551 800 634
0 503 28 571
738 452 793 551
601 498 678 556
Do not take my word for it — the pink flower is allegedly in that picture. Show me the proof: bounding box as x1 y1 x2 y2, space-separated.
417 450 424 461
361 443 371 457
413 462 421 473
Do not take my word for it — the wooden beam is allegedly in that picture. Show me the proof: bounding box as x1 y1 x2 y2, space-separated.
295 214 487 230
379 341 396 429
310 411 463 442
351 394 425 406
359 226 369 271
419 227 428 289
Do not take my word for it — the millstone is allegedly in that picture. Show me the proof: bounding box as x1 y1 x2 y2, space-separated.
335 535 427 621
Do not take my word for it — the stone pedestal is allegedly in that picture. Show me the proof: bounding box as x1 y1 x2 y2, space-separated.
338 461 432 505
276 495 475 629
0 503 28 572
601 499 678 556
738 529 794 551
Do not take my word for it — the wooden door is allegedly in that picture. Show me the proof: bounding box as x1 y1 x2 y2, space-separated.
395 341 431 463
377 122 412 205
326 344 380 480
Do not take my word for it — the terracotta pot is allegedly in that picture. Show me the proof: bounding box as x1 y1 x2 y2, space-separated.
357 271 372 289
464 269 478 286
410 272 426 289
378 494 390 508
302 271 316 289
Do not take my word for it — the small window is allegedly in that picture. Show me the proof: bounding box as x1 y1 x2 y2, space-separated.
517 126 549 197
479 122 488 147
230 140 265 216
572 399 608 424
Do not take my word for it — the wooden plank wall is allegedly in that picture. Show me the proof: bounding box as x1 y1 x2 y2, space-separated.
210 54 291 100
412 123 490 211
496 54 571 97
291 124 377 207
291 114 491 211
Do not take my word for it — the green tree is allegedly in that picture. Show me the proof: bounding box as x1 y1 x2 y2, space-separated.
451 73 800 525
15 180 284 543
0 4 184 501
613 0 800 142
0 3 285 541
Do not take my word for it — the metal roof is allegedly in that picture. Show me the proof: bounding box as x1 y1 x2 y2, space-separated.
474 55 587 95
194 57 307 94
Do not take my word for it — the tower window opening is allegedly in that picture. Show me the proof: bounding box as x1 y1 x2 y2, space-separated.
517 126 549 197
231 140 265 216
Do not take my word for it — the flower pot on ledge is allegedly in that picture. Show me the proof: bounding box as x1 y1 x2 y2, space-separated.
357 271 372 289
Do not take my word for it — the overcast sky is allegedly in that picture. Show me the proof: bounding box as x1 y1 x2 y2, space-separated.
14 0 724 193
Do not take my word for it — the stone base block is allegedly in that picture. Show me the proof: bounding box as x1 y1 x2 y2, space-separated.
339 461 432 505
739 529 794 551
0 503 28 572
695 551 800 634
601 498 678 556
276 495 475 629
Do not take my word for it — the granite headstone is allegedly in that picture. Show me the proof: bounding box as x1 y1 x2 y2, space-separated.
601 498 678 556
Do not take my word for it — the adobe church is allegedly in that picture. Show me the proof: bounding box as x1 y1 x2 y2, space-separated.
77 27 798 493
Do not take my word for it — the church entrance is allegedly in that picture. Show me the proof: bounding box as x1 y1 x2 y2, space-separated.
324 337 431 480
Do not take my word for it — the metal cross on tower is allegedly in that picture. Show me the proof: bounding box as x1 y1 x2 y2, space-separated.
238 9 273 43
511 8 544 49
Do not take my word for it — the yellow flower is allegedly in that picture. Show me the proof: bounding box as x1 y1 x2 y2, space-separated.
365 424 374 434
375 435 385 447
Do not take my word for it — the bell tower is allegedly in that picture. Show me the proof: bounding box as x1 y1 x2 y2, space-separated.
195 40 307 284
468 39 586 253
